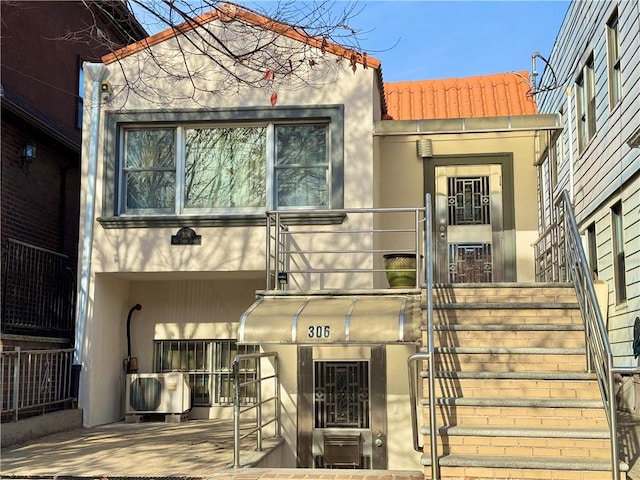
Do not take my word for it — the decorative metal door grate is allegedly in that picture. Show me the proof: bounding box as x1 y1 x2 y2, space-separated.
314 361 369 428
448 176 490 225
448 243 493 283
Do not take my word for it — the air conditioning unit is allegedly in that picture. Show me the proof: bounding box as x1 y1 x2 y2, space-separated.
125 372 191 415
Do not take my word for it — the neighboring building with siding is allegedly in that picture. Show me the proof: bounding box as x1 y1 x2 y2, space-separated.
535 0 640 403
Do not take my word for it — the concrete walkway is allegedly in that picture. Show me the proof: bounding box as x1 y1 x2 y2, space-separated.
2 412 640 479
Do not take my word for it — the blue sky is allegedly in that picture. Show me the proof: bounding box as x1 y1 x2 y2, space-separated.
336 1 570 82
135 0 570 82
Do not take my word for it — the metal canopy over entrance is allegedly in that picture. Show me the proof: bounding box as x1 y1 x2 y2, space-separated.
238 295 421 344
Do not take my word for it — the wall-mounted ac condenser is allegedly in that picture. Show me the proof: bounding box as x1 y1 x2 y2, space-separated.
125 372 191 415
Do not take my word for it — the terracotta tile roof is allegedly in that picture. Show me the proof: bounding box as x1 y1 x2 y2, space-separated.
384 71 536 120
102 3 380 70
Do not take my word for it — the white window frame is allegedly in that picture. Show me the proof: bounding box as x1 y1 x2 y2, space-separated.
576 54 596 153
611 201 627 303
606 9 622 109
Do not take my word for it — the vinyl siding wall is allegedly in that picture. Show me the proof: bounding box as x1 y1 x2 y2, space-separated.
536 0 640 367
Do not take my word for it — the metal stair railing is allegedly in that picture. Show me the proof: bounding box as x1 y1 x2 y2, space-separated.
556 189 620 480
232 351 280 468
408 193 438 479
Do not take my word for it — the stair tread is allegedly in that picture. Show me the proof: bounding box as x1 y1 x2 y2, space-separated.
421 454 627 471
435 425 610 438
432 323 584 331
432 302 580 309
426 397 603 408
433 346 585 354
432 370 595 380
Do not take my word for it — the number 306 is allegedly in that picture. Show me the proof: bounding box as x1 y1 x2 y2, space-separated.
308 325 331 338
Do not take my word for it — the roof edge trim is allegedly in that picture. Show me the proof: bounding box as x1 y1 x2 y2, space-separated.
102 3 380 70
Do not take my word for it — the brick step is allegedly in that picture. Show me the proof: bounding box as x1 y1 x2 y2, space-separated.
432 348 587 372
430 283 576 304
427 376 602 400
420 455 627 480
426 434 611 459
420 398 609 429
436 425 610 439
432 306 583 326
432 326 586 348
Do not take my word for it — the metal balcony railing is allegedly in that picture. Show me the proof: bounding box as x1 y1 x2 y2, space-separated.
265 206 427 291
1 239 76 339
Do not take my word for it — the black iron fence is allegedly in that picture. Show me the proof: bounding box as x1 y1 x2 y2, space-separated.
1 239 76 339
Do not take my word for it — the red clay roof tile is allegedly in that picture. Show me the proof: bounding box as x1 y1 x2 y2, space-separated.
384 71 536 120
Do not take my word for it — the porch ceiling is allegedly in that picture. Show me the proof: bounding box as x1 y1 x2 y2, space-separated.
238 294 421 344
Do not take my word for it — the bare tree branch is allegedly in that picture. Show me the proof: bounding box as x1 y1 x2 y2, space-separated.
73 0 374 106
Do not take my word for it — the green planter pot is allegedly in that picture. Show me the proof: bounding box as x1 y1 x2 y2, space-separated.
383 253 417 288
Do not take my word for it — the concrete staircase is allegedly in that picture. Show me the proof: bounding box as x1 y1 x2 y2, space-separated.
419 283 626 480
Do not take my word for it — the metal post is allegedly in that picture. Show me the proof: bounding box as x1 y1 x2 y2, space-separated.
266 214 272 289
232 358 241 468
256 357 262 451
275 355 281 437
425 194 439 479
12 347 20 422
415 209 420 288
274 212 280 291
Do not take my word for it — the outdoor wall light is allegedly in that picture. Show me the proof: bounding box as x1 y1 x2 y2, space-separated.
417 138 433 158
18 143 36 171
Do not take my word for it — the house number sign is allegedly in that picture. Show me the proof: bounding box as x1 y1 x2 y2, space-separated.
307 325 331 339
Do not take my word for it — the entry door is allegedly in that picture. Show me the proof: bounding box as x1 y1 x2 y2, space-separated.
297 346 386 469
435 165 504 283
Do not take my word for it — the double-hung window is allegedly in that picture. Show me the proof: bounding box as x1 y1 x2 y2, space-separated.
611 201 626 303
107 107 344 222
607 9 622 108
576 54 596 153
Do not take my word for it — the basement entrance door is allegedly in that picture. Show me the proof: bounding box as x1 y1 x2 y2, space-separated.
435 164 504 282
297 346 386 469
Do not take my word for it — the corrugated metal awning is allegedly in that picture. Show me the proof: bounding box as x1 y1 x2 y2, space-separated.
238 294 421 344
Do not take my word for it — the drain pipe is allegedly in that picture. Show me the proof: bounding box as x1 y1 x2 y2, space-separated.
126 304 142 373
74 62 108 371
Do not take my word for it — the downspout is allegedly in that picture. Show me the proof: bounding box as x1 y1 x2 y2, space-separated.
565 87 575 201
74 62 108 368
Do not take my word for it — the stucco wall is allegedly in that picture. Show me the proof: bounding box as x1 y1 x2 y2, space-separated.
376 130 540 282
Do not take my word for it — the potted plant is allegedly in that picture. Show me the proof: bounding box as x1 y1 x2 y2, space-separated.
383 253 418 288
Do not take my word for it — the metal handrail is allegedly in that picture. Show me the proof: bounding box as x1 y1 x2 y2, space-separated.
232 351 280 468
556 190 620 480
407 193 438 479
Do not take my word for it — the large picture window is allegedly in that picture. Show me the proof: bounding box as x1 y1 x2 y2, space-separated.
107 107 344 222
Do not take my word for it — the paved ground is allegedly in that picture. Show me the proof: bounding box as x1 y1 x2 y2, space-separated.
0 418 293 478
618 411 640 479
1 413 640 479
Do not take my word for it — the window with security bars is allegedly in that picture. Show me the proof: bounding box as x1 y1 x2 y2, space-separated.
447 176 490 225
314 361 369 428
154 340 258 406
448 243 492 283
